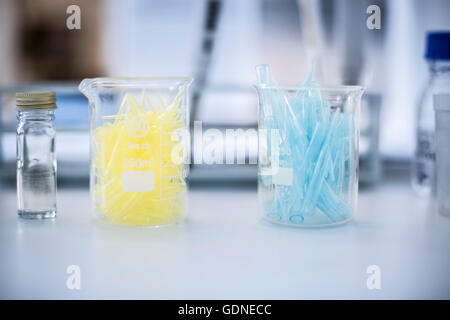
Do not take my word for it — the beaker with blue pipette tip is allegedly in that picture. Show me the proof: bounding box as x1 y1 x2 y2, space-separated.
255 64 363 227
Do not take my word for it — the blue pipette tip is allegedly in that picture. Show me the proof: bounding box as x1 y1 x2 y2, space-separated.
255 64 272 85
289 215 304 224
267 212 282 221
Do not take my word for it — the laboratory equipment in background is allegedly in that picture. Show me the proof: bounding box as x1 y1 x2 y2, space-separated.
16 92 57 219
0 84 89 181
255 64 363 227
298 0 384 188
79 77 193 226
188 0 260 183
434 94 450 217
359 93 382 186
412 32 450 196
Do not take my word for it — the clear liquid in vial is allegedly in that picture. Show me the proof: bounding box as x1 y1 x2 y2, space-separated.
17 163 56 219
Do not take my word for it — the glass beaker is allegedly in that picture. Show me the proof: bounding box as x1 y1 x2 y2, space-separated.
255 84 363 227
79 77 193 226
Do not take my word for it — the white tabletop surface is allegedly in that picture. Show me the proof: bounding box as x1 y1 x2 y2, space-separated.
1 171 450 299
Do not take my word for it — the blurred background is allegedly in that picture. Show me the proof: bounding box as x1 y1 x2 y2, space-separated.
1 0 450 186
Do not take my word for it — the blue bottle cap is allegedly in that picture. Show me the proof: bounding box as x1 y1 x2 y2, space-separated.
425 32 450 60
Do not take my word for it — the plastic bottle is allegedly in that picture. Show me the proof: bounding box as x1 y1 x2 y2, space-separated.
412 32 450 196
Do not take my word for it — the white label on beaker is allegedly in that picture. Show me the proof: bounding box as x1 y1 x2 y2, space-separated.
122 170 154 192
273 167 293 186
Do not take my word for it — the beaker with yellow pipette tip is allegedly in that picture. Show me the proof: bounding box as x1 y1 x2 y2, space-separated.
79 77 193 226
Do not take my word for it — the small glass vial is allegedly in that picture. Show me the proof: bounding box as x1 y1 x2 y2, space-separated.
16 92 57 219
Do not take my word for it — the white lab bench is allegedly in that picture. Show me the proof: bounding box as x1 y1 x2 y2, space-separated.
1 170 449 299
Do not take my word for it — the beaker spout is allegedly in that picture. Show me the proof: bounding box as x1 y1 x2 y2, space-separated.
78 78 94 99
